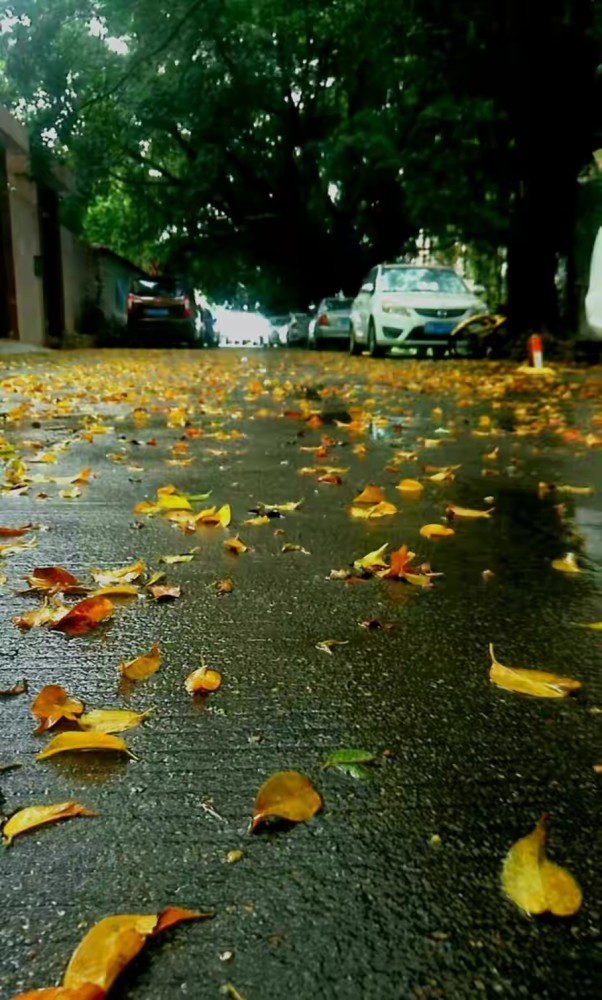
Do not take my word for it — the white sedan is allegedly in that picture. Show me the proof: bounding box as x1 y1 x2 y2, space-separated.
213 309 273 347
350 264 487 358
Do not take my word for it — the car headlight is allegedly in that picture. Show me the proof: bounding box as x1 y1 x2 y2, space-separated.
470 301 488 315
381 301 412 316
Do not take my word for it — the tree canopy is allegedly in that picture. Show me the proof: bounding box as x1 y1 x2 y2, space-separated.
1 0 601 328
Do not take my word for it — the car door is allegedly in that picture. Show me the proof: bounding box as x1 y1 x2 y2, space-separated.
354 268 378 342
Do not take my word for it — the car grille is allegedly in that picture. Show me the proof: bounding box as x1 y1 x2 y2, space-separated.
415 308 466 318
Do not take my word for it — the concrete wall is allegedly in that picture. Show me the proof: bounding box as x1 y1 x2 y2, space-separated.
6 151 46 346
61 226 94 334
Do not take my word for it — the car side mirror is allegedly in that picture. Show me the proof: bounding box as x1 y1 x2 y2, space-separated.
360 282 375 294
472 284 486 296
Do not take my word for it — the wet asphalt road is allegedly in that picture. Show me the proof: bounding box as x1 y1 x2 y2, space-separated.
0 348 600 1000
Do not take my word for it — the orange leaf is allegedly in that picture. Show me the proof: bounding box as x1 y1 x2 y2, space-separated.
251 771 322 832
31 685 85 734
11 986 104 999
420 524 455 540
0 524 36 538
3 801 96 846
382 545 414 579
118 643 161 681
215 579 234 595
26 567 81 593
51 597 114 636
61 908 208 994
352 484 384 504
318 474 343 485
185 666 223 695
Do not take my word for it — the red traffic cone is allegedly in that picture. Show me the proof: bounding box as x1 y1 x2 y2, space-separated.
528 334 543 368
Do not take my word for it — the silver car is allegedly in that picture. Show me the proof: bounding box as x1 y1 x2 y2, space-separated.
308 297 354 348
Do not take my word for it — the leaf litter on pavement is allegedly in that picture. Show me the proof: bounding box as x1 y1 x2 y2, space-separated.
2 349 599 997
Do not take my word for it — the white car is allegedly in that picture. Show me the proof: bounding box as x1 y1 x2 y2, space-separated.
349 264 487 358
213 309 273 347
585 226 602 340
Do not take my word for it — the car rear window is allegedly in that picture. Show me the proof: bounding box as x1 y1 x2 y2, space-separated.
324 298 353 310
132 278 186 298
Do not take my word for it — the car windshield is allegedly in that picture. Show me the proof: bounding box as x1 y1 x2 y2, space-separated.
324 298 353 310
132 278 185 298
380 268 468 294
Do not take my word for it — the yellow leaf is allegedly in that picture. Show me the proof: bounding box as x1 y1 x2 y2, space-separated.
3 801 96 846
62 908 208 994
36 732 133 760
489 645 581 698
10 984 102 998
13 603 67 630
244 515 271 526
353 543 389 573
158 552 196 564
91 560 146 586
145 570 166 588
316 639 349 654
185 666 223 695
349 501 397 519
194 503 231 527
551 552 582 574
397 478 424 496
157 492 192 511
118 643 161 681
352 484 385 504
575 621 602 630
420 524 455 539
78 708 152 734
251 771 322 832
446 503 494 518
224 536 250 554
554 484 594 495
59 487 82 500
88 584 139 598
133 500 162 517
502 817 582 916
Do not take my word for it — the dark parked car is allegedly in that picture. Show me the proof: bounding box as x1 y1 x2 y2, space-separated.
127 277 199 345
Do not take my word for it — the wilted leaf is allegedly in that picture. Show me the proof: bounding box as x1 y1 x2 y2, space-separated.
0 678 27 697
12 602 67 630
251 771 322 832
25 566 82 594
91 560 145 586
446 503 493 519
184 491 212 502
224 536 250 554
3 801 96 846
0 537 37 555
539 482 594 496
353 543 389 574
359 619 394 631
145 570 165 588
31 685 85 734
281 543 311 554
489 645 581 698
36 731 134 760
0 523 36 538
353 484 385 504
502 816 582 916
256 500 303 513
185 666 223 695
59 487 82 500
78 708 152 734
397 479 424 496
159 551 197 564
350 501 397 519
317 473 343 485
118 643 161 681
322 748 376 769
51 597 114 635
551 552 582 574
316 639 349 654
149 584 181 602
420 523 455 540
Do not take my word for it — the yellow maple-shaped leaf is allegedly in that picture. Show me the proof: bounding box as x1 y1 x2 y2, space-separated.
78 708 152 734
349 501 397 519
420 524 455 539
446 503 493 518
353 543 389 573
3 801 96 846
551 552 582 574
489 645 581 698
36 731 133 760
118 643 161 681
63 908 207 993
185 666 223 695
251 771 322 832
352 484 385 504
502 817 582 916
397 478 424 496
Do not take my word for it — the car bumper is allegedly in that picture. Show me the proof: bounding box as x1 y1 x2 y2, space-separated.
378 314 472 345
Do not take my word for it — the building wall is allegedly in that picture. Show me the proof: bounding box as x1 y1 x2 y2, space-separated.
61 226 94 334
6 151 46 345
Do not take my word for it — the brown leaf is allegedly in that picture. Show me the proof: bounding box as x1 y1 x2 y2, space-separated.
251 771 322 832
0 523 37 538
0 678 28 697
25 566 82 594
359 620 395 631
31 684 85 734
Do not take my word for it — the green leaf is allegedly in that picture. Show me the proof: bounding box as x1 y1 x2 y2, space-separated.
185 492 212 502
335 763 374 781
322 748 376 769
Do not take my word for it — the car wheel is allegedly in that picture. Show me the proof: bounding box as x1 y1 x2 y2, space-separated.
367 320 384 358
349 326 362 355
432 345 447 360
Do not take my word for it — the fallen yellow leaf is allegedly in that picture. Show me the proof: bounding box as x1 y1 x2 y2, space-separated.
349 501 397 519
316 639 349 654
502 816 582 916
397 478 424 496
224 536 250 554
3 802 96 846
420 524 455 540
353 543 389 574
31 684 85 734
185 666 223 695
251 771 322 832
353 484 385 504
244 515 271 526
551 552 582 574
78 708 152 734
118 643 161 681
446 503 493 519
194 503 231 527
36 731 133 760
91 560 146 586
489 645 581 698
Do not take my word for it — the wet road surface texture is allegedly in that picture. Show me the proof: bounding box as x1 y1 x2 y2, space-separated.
0 349 600 1000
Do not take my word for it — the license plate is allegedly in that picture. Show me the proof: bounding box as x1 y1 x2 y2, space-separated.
424 321 453 334
146 308 169 317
